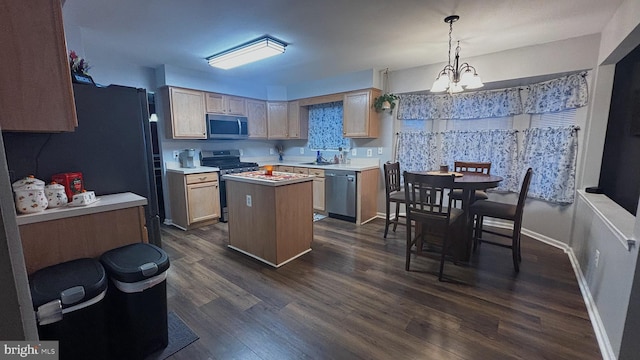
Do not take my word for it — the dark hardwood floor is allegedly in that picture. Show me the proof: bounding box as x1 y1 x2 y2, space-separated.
160 217 601 360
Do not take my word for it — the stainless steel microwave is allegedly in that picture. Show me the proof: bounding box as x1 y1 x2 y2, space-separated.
206 114 249 139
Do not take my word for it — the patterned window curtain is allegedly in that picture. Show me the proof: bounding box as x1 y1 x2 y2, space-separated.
396 94 451 120
395 131 439 173
524 73 588 114
396 88 522 120
451 88 522 119
307 101 350 150
519 126 579 204
440 130 519 191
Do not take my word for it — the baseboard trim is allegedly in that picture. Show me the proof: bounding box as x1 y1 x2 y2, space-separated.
374 213 615 359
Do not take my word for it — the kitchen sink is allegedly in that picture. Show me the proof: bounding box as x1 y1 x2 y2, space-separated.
301 161 335 166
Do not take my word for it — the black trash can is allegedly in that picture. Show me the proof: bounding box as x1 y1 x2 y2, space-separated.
29 258 108 360
100 243 170 360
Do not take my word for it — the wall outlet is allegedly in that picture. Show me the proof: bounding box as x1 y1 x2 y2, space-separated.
377 147 383 155
366 149 373 157
594 249 600 268
246 195 252 207
173 150 179 160
352 148 357 156
299 147 305 154
269 148 274 155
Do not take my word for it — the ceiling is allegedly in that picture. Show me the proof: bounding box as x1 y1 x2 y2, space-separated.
62 0 623 88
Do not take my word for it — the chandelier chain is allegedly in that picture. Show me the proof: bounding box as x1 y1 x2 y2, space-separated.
448 20 453 67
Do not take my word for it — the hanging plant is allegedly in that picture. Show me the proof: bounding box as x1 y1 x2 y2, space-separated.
374 93 399 114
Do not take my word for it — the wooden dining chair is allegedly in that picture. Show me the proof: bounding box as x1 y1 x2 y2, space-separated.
404 171 464 281
450 161 491 208
470 168 533 272
383 162 406 238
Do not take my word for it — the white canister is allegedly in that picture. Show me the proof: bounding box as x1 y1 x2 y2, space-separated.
45 182 68 208
12 176 48 214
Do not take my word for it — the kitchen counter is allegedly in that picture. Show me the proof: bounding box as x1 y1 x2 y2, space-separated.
17 192 150 274
222 171 314 186
225 171 313 267
165 165 219 174
16 192 147 225
260 160 379 172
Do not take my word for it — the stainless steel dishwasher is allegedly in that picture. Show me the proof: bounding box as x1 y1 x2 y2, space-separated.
325 169 357 222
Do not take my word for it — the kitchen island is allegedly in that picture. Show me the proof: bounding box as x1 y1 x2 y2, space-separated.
223 171 313 267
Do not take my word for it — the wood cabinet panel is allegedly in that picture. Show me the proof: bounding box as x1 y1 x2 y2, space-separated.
162 87 206 139
313 177 326 212
0 0 77 132
205 92 246 115
19 206 147 274
287 100 309 139
187 181 220 223
246 99 268 138
267 102 289 139
343 89 381 138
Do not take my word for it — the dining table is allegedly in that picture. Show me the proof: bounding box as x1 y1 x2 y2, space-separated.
409 171 504 262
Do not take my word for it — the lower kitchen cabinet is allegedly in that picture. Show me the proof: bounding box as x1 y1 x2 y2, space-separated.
168 171 220 230
309 168 325 212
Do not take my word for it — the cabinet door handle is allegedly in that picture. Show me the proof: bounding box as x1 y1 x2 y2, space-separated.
199 177 207 181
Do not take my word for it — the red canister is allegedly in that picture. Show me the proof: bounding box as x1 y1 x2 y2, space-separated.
51 172 84 202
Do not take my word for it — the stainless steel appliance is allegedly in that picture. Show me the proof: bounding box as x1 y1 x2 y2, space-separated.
325 169 357 223
3 84 162 246
206 114 249 139
200 150 259 222
178 149 196 168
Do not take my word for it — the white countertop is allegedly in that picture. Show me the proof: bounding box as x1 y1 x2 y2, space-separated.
165 164 219 174
223 171 314 187
16 192 148 225
257 160 379 171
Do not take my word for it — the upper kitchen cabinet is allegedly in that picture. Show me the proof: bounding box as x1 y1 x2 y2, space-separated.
266 101 309 139
246 99 268 138
343 88 382 138
205 92 246 116
161 86 207 139
0 0 77 132
287 100 309 139
267 102 289 139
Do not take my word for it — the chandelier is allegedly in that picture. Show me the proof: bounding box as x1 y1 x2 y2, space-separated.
430 15 483 93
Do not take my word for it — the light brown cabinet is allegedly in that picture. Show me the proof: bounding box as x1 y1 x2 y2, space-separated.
161 86 207 139
267 102 289 139
267 101 309 139
343 89 381 138
0 0 77 132
168 171 220 230
246 99 268 138
309 168 326 212
205 92 246 115
287 101 309 139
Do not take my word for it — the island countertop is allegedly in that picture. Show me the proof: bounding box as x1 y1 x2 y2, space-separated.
223 171 314 186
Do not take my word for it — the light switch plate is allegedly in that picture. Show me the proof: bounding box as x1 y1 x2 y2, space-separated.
366 149 373 157
352 149 357 156
246 195 252 207
239 149 244 156
269 148 274 155
299 147 305 154
377 147 383 155
173 150 179 160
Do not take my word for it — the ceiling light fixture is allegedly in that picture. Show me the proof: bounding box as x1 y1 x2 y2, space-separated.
206 36 287 70
430 15 483 93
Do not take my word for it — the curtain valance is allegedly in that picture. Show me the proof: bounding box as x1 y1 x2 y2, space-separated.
397 72 588 120
523 73 588 114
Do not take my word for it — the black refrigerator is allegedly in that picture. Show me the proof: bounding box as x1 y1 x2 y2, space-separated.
2 83 162 246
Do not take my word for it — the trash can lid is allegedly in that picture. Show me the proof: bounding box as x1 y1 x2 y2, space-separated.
100 243 170 283
29 258 107 309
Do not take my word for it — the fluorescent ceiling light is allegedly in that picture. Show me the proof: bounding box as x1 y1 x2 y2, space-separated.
207 36 287 70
